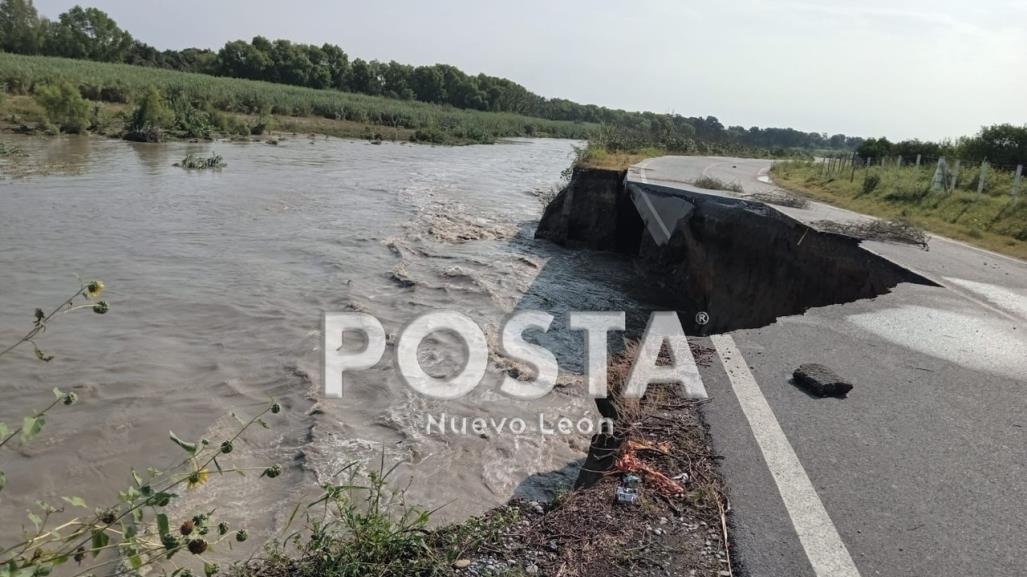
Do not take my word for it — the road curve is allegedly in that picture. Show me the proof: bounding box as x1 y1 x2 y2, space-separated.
631 156 1027 577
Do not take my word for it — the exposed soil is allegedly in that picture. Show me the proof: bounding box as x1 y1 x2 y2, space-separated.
455 384 729 577
537 167 937 334
811 218 929 249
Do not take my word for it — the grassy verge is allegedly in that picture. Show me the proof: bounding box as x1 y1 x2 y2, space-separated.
0 94 418 143
239 345 730 577
573 145 666 171
772 160 1027 259
0 53 594 144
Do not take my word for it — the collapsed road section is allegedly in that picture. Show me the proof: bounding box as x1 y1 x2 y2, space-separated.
536 166 937 334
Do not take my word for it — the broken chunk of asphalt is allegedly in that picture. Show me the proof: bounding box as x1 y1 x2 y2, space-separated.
792 363 854 397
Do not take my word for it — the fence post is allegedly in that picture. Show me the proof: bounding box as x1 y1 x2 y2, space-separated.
1014 164 1023 197
850 152 857 182
977 161 988 197
931 157 947 192
951 159 961 192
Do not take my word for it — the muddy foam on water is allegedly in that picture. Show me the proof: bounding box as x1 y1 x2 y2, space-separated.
0 136 664 540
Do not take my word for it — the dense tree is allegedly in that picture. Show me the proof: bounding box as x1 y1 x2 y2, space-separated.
216 39 271 80
43 5 132 61
857 137 893 160
345 59 381 96
0 0 44 54
411 66 446 103
960 124 1027 168
1 1 863 151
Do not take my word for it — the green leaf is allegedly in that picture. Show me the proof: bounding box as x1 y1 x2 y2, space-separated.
21 416 45 444
52 387 63 400
168 430 197 454
128 555 143 570
0 471 5 493
156 513 170 539
131 469 143 487
0 422 9 439
91 529 109 557
204 562 218 577
62 496 87 508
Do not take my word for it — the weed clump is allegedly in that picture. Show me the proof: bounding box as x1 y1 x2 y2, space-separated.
32 81 89 133
814 218 929 248
177 152 226 170
862 173 881 194
692 175 744 193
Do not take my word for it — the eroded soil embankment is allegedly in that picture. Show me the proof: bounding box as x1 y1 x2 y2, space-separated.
537 166 936 334
530 167 937 576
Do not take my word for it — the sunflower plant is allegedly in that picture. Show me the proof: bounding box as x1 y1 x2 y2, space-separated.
0 281 284 577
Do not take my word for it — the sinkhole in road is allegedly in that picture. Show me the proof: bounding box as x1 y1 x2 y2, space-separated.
535 168 937 335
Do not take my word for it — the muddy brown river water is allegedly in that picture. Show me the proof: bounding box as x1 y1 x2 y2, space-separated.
0 135 665 542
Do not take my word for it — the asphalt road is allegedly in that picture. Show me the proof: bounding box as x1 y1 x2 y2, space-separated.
630 156 1027 577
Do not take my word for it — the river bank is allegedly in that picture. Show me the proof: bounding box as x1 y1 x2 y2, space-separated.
0 53 594 146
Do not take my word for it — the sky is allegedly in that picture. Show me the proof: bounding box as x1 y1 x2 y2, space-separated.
32 0 1027 141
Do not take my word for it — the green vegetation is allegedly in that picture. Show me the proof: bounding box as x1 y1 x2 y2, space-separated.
0 53 595 143
857 124 1027 170
772 159 1027 259
31 79 89 133
0 0 860 152
0 280 525 577
177 152 226 169
126 84 173 141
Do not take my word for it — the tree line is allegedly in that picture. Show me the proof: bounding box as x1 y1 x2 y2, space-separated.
0 0 872 152
856 124 1027 169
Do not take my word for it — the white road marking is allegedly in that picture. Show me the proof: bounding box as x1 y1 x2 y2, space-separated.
943 277 1027 322
635 188 672 243
847 305 1026 380
710 334 862 577
633 163 674 244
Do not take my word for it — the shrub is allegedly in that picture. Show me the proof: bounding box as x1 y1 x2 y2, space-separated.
129 85 173 133
32 81 90 133
249 113 274 135
862 173 881 194
693 175 744 193
177 152 226 169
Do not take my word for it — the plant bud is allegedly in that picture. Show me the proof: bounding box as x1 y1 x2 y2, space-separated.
187 539 208 555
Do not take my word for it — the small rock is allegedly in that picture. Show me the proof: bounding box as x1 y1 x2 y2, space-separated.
453 559 471 569
793 363 854 397
526 564 540 575
530 501 545 514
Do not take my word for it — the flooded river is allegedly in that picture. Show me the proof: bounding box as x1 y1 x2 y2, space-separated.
0 135 660 540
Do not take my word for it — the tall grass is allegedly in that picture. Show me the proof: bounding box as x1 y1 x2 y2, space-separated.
0 53 594 143
772 159 1027 258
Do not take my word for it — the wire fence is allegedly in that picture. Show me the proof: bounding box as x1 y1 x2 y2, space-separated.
817 153 1024 198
